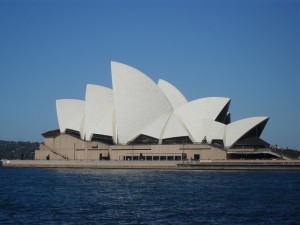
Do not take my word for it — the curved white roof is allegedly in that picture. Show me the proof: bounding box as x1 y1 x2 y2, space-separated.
84 84 114 141
96 105 114 137
175 97 230 142
161 113 190 140
224 117 269 149
56 99 85 138
111 61 173 144
158 79 188 110
54 62 269 148
202 119 225 143
141 113 171 139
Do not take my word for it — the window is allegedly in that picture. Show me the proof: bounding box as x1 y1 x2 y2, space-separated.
175 156 181 161
128 134 159 145
153 156 159 161
194 154 200 161
167 156 174 160
162 136 193 144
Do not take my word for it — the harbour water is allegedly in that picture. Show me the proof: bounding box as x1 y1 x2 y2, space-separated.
0 168 299 224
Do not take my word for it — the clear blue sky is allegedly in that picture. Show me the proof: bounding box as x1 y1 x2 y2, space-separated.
0 0 299 149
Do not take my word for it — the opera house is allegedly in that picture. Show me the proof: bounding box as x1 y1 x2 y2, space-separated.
35 62 276 161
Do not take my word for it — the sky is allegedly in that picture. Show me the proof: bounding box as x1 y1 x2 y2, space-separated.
0 0 299 149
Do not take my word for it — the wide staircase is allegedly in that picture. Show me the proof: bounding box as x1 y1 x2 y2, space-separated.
41 144 69 160
227 148 293 160
259 148 292 160
270 148 300 160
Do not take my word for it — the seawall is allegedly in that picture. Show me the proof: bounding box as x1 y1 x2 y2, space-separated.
1 160 179 169
177 160 300 170
1 159 300 170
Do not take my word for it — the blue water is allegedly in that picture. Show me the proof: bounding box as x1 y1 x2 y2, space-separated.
0 168 299 225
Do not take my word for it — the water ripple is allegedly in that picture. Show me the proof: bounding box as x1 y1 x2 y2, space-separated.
0 168 299 224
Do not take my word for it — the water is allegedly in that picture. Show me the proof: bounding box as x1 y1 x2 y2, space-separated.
0 168 299 225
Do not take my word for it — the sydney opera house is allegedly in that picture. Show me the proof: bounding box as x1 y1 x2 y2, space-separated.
35 62 275 161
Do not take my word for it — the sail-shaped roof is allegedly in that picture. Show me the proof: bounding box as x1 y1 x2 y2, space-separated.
158 79 188 110
161 113 190 140
224 117 269 149
111 61 173 144
140 113 171 139
56 99 85 139
54 61 269 148
84 84 114 141
175 97 230 142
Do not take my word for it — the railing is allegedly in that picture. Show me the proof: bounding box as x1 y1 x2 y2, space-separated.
254 148 292 160
227 148 293 160
41 144 69 160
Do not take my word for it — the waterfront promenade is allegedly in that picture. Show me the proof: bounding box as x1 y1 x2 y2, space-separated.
2 159 300 170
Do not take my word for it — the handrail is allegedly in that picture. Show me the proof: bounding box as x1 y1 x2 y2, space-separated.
227 148 293 160
41 144 69 160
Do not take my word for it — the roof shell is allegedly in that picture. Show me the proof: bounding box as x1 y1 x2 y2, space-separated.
140 113 171 139
175 97 230 142
84 84 114 140
201 119 225 143
158 79 188 110
224 116 269 149
111 61 173 144
161 112 190 139
53 62 270 147
56 99 85 139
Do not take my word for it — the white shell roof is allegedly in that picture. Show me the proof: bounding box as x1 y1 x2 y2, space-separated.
84 84 114 141
111 61 173 144
175 97 230 143
141 113 171 139
54 62 269 147
201 119 225 143
96 105 114 138
161 113 190 139
224 116 269 149
56 99 85 138
158 79 188 110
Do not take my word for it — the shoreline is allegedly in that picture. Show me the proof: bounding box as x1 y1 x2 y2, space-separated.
1 159 300 170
